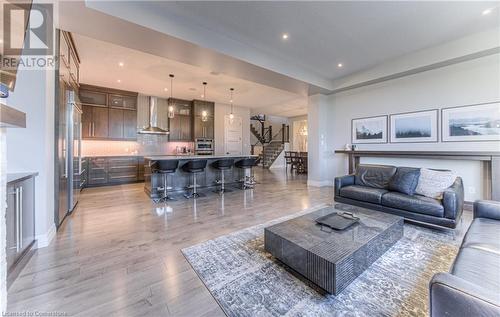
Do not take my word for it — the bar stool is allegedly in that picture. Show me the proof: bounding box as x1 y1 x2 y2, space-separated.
182 159 207 199
211 159 234 194
235 158 257 189
150 160 179 203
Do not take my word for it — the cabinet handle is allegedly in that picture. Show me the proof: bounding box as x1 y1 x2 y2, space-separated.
15 188 20 252
19 186 23 249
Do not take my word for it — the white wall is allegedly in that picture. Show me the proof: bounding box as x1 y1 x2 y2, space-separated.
0 129 7 312
327 53 500 201
214 103 251 155
5 65 56 248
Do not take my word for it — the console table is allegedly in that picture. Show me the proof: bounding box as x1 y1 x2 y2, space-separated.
335 150 500 201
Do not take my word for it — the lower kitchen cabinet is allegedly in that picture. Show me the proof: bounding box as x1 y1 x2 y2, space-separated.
85 156 145 187
6 173 37 289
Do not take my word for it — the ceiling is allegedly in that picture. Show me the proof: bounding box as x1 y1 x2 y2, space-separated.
73 34 308 117
87 1 500 84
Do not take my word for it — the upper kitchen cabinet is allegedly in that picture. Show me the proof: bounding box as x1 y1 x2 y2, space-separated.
168 98 193 141
58 31 80 89
193 100 214 139
79 84 139 140
79 89 107 107
193 100 215 117
108 94 137 110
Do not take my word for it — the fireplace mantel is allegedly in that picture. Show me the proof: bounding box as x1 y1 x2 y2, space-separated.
335 150 500 200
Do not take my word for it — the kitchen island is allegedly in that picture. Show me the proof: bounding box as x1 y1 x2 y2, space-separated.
144 154 258 199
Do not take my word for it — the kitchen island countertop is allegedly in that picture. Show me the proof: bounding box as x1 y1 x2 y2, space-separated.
144 154 258 160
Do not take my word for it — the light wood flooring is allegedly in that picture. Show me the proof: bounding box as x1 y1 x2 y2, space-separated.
7 169 333 316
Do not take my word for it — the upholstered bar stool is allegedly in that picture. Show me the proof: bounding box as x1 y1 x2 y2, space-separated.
211 159 234 193
150 160 179 202
182 159 208 199
235 158 257 189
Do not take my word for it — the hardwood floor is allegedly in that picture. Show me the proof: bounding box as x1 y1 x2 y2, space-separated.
7 169 333 316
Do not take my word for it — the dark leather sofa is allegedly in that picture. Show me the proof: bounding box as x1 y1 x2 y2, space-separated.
430 200 500 317
334 164 464 228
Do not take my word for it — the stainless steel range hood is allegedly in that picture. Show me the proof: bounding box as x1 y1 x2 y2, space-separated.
138 96 169 135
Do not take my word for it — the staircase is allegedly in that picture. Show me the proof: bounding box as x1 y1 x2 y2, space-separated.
262 142 285 168
250 121 290 169
250 124 266 144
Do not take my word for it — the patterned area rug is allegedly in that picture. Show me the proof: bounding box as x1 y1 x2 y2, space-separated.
182 204 468 317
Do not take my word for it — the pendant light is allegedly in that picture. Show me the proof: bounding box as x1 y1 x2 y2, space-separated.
229 88 235 123
168 74 175 119
201 82 208 122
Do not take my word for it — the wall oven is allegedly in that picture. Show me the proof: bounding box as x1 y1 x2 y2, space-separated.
195 138 214 155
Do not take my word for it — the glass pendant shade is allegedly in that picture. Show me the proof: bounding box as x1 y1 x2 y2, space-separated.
168 74 175 119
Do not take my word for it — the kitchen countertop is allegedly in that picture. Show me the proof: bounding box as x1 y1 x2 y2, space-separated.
144 154 258 160
7 172 39 184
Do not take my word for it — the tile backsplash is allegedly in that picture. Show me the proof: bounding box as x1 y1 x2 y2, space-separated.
82 136 194 157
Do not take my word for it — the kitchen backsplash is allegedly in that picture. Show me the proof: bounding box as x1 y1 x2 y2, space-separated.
82 136 194 157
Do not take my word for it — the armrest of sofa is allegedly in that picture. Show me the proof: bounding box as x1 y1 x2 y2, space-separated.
334 174 354 196
442 177 464 220
430 273 500 317
473 200 500 220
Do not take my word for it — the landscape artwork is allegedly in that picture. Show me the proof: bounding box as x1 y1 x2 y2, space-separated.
442 102 500 142
352 116 387 144
390 110 438 143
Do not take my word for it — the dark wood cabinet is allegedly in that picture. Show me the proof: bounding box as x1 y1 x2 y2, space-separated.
167 98 193 141
193 100 214 139
80 84 138 140
109 94 137 110
92 106 109 138
123 110 137 139
108 108 124 139
194 116 214 139
82 105 109 139
86 156 143 187
193 100 215 117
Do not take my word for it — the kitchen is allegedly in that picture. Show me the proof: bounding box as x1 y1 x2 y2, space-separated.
55 31 256 227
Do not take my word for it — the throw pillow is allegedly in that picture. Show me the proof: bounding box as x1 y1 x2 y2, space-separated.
388 167 420 195
415 168 456 199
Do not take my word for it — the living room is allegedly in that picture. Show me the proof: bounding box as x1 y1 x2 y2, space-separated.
1 1 499 316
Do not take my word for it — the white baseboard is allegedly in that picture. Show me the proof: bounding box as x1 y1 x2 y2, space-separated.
36 223 56 248
307 179 333 187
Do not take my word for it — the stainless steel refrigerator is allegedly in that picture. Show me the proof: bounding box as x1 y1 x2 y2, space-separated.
57 86 82 227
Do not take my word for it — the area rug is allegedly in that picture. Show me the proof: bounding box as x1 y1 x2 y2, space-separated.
182 204 468 317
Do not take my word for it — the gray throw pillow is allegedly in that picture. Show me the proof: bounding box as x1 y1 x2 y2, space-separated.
415 168 457 199
388 167 420 195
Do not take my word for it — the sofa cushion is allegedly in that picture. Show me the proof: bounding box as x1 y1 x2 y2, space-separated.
381 192 444 217
339 185 388 204
451 247 500 293
415 168 456 199
354 165 397 189
388 167 420 195
461 218 500 254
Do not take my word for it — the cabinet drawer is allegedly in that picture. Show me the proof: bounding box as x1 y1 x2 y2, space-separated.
108 171 137 183
108 165 137 173
108 157 137 166
88 172 107 185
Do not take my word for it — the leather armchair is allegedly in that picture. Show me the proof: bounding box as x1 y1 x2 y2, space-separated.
442 177 464 219
334 174 354 196
473 200 500 220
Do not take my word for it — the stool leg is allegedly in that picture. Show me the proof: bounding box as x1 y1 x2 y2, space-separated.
193 173 198 197
163 173 168 201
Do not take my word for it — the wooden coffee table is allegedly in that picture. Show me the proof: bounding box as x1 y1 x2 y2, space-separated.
264 205 404 295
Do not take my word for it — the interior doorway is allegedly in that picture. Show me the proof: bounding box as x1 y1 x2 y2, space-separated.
224 115 243 155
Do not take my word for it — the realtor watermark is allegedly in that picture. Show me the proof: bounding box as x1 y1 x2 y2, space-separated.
1 2 55 71
1 311 67 317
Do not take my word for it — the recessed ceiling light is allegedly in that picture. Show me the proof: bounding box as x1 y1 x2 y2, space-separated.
282 33 289 40
482 8 492 15
337 63 343 68
117 79 121 83
189 87 197 91
164 88 168 91
118 62 124 67
201 94 204 98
